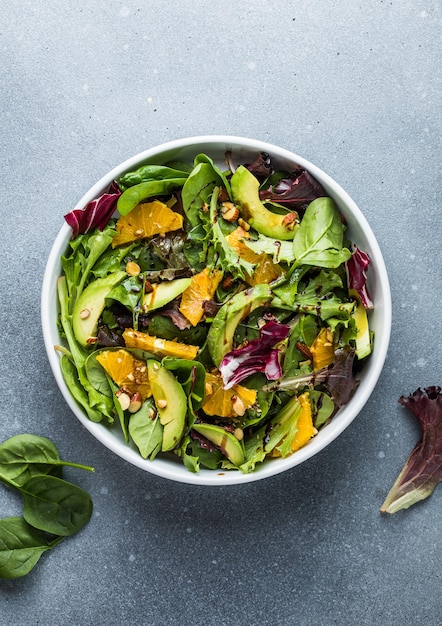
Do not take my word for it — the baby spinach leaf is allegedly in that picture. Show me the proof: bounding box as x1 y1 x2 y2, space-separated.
117 179 185 216
0 434 94 488
118 164 189 190
182 161 223 227
292 197 351 268
21 475 93 537
84 353 113 397
60 355 107 423
0 517 62 579
128 399 162 460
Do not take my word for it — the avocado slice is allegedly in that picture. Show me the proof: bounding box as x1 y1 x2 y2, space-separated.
142 277 191 313
147 360 187 451
231 165 298 240
349 288 372 359
192 423 244 466
72 271 127 347
207 284 272 366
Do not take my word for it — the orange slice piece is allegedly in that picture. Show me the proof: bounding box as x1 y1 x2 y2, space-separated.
95 349 151 399
123 328 199 360
290 392 316 452
226 226 285 285
112 200 183 247
179 267 223 326
202 371 257 418
310 327 335 371
272 392 316 456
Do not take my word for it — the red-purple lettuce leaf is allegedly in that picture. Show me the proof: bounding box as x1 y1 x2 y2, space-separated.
259 170 326 206
64 181 121 238
380 386 442 514
219 320 290 389
346 245 373 309
263 345 358 409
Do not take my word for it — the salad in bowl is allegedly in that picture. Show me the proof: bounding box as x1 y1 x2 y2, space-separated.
42 137 391 485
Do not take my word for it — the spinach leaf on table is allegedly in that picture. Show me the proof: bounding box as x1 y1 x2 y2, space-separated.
0 517 62 579
21 475 93 537
0 434 94 487
0 434 94 578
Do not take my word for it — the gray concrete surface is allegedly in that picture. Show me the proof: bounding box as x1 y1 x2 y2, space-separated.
1 1 441 624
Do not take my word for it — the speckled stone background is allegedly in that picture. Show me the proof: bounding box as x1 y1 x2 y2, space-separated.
1 2 441 625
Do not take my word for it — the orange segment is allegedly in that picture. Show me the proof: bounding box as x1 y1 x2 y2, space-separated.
179 267 223 326
290 392 315 452
226 226 285 286
112 200 183 247
202 371 257 418
271 392 316 456
95 349 151 399
310 327 335 371
123 328 199 360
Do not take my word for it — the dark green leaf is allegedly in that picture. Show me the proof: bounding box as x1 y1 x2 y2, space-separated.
0 517 61 579
292 197 351 268
22 475 93 537
128 400 163 460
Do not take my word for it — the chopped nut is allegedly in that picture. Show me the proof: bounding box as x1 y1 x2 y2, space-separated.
128 393 142 413
221 202 239 222
221 274 234 290
282 212 298 230
238 218 250 231
134 229 144 236
233 427 244 441
126 261 141 276
157 398 167 409
79 308 90 319
116 390 130 411
232 395 245 416
144 280 154 294
86 336 98 344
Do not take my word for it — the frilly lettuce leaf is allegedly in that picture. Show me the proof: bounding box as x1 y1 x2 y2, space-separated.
381 387 442 514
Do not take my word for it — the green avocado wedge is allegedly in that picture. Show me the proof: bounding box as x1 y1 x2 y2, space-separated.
207 284 273 366
192 423 245 466
231 165 298 240
72 271 127 347
147 361 187 452
142 277 191 313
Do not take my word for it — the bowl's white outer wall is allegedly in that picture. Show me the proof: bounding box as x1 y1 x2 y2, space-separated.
41 136 392 486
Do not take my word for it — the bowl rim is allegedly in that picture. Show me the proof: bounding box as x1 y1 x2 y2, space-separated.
41 134 392 486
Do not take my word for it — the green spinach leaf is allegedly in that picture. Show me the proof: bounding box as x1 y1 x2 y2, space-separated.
0 517 62 579
128 399 162 460
292 197 351 268
21 475 93 537
0 434 94 488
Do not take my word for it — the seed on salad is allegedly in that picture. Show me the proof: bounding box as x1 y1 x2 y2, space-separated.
157 398 167 409
128 393 142 413
282 212 298 230
221 202 239 222
116 391 130 411
238 218 250 231
79 308 90 319
232 395 245 416
134 229 144 236
126 261 141 276
234 427 244 441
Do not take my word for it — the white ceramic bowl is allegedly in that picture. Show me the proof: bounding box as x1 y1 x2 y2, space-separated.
41 136 391 485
